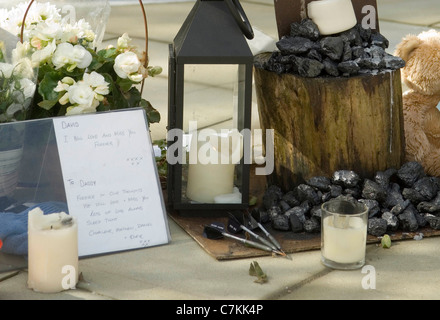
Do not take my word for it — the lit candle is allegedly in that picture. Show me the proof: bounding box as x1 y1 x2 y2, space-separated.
186 130 243 203
27 208 78 293
321 199 368 270
307 0 357 35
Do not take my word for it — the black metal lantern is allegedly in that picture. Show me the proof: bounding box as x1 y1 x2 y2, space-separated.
167 0 254 215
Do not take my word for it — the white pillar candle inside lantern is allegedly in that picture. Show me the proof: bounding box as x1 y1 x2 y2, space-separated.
321 199 368 270
186 130 243 203
28 208 78 293
307 0 357 35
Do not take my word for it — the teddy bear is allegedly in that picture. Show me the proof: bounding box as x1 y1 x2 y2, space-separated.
394 29 440 177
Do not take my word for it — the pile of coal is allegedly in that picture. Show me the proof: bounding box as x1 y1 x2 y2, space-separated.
261 19 405 77
253 162 440 237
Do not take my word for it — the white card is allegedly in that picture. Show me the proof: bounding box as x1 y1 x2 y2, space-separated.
53 109 170 257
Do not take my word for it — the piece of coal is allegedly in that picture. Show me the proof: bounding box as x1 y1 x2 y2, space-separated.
290 19 320 41
284 205 307 223
358 199 381 218
289 213 304 233
398 204 419 232
368 218 387 236
343 186 362 198
355 57 382 70
402 187 427 204
267 205 282 220
413 177 439 202
382 211 399 231
342 41 352 62
282 191 300 207
340 27 362 46
304 217 320 233
271 214 290 231
310 205 322 221
307 176 332 191
415 211 428 228
320 36 344 61
277 36 316 55
294 184 321 205
351 46 366 59
390 199 411 215
307 49 323 62
251 207 271 224
263 185 283 209
383 182 405 208
364 45 386 59
321 191 333 203
417 192 440 213
382 54 405 69
322 58 339 76
329 184 343 198
293 56 324 78
278 200 291 213
332 170 361 188
425 214 440 230
370 32 390 49
362 179 387 203
357 25 372 42
397 161 425 187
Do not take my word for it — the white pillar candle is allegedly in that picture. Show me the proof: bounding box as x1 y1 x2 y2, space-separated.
322 216 367 264
307 0 357 35
186 130 243 203
28 208 78 293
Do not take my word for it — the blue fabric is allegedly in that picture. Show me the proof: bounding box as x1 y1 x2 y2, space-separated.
0 202 69 256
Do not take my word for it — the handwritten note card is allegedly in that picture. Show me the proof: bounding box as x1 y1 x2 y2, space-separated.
53 109 170 257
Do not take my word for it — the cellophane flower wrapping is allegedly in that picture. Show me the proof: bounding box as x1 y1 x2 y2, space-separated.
0 28 38 122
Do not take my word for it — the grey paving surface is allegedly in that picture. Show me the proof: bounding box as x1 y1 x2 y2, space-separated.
1 0 440 300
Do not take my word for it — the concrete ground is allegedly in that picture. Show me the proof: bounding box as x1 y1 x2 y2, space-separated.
1 0 440 300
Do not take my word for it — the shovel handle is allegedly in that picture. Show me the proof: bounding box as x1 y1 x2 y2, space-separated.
258 223 282 251
223 233 274 253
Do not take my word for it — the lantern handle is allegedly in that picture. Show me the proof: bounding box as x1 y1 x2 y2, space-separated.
225 0 254 40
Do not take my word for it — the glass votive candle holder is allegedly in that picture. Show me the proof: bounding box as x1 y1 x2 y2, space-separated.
321 199 369 270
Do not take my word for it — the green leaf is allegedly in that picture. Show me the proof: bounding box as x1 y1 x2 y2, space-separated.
117 78 134 92
37 99 58 111
381 234 392 249
249 261 268 284
38 71 63 102
140 99 160 124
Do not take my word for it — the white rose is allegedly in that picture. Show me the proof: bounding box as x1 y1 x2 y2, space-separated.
32 39 56 65
72 44 92 69
114 51 141 79
117 33 131 50
68 82 96 108
52 43 92 71
83 71 110 95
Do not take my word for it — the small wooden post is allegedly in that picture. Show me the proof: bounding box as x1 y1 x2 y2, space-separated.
254 54 405 191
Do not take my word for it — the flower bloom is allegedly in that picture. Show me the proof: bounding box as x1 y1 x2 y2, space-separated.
52 42 92 71
55 71 110 115
113 51 144 82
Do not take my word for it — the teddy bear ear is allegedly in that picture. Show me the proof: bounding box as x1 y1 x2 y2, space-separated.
394 35 422 62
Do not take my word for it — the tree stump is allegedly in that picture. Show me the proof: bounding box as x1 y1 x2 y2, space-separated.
254 53 405 191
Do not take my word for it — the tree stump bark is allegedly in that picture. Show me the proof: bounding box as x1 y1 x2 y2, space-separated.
254 54 405 191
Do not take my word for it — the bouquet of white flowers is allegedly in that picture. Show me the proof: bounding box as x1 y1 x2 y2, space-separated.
0 0 162 124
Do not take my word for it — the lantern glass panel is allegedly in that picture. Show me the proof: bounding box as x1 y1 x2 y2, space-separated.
180 64 245 205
